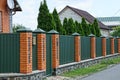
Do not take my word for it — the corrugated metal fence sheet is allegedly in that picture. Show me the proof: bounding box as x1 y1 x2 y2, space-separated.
0 33 20 73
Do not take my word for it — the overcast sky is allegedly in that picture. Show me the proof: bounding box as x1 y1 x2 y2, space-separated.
13 0 120 30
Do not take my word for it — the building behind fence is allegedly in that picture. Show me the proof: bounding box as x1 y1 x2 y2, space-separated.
0 28 120 79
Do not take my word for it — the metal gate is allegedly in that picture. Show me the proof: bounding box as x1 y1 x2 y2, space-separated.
81 36 91 60
32 34 37 70
46 34 52 76
96 37 102 57
106 38 111 55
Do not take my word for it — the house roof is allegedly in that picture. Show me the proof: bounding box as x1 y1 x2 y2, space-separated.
13 0 22 11
59 6 109 30
97 17 120 22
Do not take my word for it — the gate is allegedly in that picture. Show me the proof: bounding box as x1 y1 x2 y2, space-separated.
46 34 52 76
81 36 91 60
96 37 102 57
106 38 111 55
32 34 37 70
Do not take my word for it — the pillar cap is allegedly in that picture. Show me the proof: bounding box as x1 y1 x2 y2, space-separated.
17 28 32 32
33 28 45 33
72 32 80 36
116 36 120 39
89 34 95 37
47 30 59 34
109 36 113 39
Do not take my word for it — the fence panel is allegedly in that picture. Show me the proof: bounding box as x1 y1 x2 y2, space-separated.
32 34 37 70
59 35 75 65
114 38 118 53
0 33 20 73
81 36 91 60
46 34 52 76
106 38 111 55
96 37 102 57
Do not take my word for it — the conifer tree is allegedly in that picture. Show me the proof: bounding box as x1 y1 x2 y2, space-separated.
93 19 101 37
63 18 68 34
52 8 62 32
78 23 84 36
81 18 91 36
89 24 96 35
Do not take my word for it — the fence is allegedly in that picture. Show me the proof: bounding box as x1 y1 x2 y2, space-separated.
0 29 120 76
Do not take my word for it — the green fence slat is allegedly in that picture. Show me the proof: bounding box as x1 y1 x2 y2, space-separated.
96 37 102 57
106 38 111 55
114 38 118 53
0 33 20 73
59 35 75 65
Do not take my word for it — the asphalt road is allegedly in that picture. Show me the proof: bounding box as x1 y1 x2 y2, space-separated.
81 64 120 80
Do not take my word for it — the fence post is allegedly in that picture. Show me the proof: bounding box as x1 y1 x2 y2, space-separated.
101 36 106 56
33 28 46 70
89 34 96 59
117 37 120 53
72 33 81 62
17 28 32 74
48 30 59 75
110 37 114 54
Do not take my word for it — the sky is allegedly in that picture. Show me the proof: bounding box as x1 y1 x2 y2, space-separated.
13 0 120 30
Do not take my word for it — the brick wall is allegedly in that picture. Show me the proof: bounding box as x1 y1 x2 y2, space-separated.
0 0 10 33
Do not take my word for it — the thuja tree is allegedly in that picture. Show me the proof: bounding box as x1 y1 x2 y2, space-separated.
52 8 62 32
89 24 96 35
93 19 101 37
63 18 68 34
37 0 55 31
81 18 91 36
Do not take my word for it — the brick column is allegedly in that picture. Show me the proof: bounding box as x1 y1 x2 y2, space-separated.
17 29 32 74
33 28 46 70
101 36 106 56
72 33 81 62
48 30 59 75
110 37 114 54
117 37 120 53
89 34 96 59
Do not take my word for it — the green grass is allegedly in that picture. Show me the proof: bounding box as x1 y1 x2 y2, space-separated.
61 57 120 78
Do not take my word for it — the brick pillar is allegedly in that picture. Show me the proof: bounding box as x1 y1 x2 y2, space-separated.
110 37 114 54
17 28 32 74
89 34 96 59
101 36 106 56
33 28 46 70
117 37 120 53
72 33 80 62
48 30 59 75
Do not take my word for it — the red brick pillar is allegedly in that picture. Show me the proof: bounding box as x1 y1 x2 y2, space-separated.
110 37 114 54
17 29 32 74
89 34 96 59
48 30 59 75
33 28 46 70
101 36 106 56
117 37 120 53
72 33 81 62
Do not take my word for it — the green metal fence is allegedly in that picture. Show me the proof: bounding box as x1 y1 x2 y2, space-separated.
81 36 91 60
106 38 111 55
114 38 118 53
59 35 75 65
96 37 102 57
0 33 20 73
32 33 37 70
46 34 52 76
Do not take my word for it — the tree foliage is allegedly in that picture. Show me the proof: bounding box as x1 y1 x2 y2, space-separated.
111 26 120 37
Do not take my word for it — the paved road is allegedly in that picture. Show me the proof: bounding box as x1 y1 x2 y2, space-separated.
81 64 120 80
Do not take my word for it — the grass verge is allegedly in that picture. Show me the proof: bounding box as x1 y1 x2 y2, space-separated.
61 57 120 78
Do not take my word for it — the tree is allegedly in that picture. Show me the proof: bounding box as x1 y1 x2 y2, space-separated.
52 8 62 33
12 24 25 33
67 18 75 35
111 26 120 37
63 18 68 34
89 24 96 35
37 0 51 31
81 18 91 36
93 19 101 37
